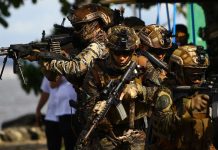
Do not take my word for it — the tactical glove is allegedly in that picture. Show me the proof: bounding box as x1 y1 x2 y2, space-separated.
186 93 209 112
120 82 143 100
23 49 41 61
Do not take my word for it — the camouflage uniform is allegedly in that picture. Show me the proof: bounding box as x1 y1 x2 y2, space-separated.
41 4 120 127
42 4 116 83
138 24 172 86
80 55 162 150
76 25 161 150
148 45 216 150
44 42 107 81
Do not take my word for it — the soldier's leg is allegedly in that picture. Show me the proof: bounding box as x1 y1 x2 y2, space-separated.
45 120 62 150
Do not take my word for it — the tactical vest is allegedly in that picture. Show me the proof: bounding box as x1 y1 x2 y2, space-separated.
91 56 148 126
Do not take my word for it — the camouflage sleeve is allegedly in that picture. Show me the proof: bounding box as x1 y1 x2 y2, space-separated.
140 86 159 103
43 42 106 77
80 68 100 121
143 61 167 86
151 88 181 138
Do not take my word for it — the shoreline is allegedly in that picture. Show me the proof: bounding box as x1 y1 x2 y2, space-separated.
0 139 47 150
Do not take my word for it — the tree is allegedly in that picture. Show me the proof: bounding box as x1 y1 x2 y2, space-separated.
0 0 71 28
0 0 73 95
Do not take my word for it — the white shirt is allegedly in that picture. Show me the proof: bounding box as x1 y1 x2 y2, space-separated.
40 77 59 122
55 77 77 116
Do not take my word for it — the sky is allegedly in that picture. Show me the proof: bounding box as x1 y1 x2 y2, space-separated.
0 0 71 47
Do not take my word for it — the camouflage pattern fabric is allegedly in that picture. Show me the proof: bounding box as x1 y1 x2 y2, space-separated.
142 60 167 86
148 45 215 150
43 42 107 77
107 25 140 51
170 45 209 68
78 54 161 149
148 87 216 150
138 24 172 49
67 4 115 28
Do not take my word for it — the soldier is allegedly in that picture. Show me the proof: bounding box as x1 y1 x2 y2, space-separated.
148 45 216 150
77 25 153 150
39 4 122 127
42 3 121 85
138 24 172 86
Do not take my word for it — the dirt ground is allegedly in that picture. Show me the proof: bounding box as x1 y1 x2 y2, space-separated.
0 139 47 150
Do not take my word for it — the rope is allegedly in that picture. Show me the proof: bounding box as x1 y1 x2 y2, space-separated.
172 3 177 43
166 3 171 31
138 3 142 19
190 3 196 45
156 3 161 25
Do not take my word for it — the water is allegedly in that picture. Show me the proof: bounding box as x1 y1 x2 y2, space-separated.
0 66 42 128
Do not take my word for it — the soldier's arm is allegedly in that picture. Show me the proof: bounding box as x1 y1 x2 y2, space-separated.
80 68 101 121
43 42 105 77
151 88 180 136
140 86 159 103
143 61 166 86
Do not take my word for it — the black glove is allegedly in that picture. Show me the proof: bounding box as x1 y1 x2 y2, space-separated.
186 93 210 112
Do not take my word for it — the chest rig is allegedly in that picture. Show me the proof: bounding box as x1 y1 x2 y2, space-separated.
91 57 147 129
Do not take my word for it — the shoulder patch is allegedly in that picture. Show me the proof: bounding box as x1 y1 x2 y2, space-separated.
155 90 172 112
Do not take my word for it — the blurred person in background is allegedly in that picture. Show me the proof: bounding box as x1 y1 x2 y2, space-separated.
36 75 78 150
36 76 61 150
175 24 189 46
55 76 78 150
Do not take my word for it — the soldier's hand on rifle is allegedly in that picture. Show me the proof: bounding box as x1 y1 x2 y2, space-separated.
23 49 41 61
186 93 210 112
120 82 143 100
93 100 107 115
159 69 167 81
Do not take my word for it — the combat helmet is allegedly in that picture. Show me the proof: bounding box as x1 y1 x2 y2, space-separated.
169 45 209 84
107 25 140 55
67 4 115 29
138 24 172 49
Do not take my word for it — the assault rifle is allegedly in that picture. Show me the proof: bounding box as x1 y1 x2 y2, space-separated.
78 61 139 148
0 31 74 84
173 74 218 119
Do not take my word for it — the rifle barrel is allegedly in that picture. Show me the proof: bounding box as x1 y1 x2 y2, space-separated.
0 51 9 56
0 47 9 56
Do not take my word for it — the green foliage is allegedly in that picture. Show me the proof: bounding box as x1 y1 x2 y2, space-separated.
0 0 25 27
59 0 71 15
0 0 70 28
17 61 43 95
